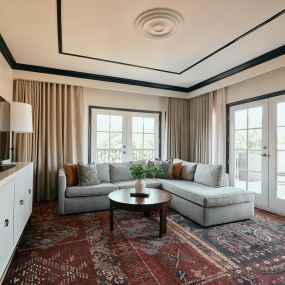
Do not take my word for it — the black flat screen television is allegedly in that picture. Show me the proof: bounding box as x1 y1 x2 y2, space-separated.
0 96 10 163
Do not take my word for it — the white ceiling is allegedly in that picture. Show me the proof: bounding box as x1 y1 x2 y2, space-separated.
0 0 285 90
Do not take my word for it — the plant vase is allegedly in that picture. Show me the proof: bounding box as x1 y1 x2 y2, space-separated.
134 179 146 193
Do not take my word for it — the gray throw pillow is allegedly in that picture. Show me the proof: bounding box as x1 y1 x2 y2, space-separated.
109 162 133 182
78 162 101 186
96 163 110 183
182 163 197 181
154 158 173 179
194 163 224 187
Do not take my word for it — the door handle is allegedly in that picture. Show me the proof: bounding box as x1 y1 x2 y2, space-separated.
4 219 9 227
260 153 269 157
28 189 31 194
20 200 24 206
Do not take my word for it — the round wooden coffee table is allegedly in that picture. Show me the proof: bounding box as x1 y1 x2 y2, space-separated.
108 188 172 238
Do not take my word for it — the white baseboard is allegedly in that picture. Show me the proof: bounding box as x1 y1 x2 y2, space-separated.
255 205 285 217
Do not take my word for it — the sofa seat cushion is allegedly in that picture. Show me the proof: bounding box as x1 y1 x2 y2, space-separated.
66 183 119 198
113 178 162 189
155 179 254 207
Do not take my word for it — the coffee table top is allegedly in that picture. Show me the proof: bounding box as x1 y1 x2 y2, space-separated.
108 188 172 206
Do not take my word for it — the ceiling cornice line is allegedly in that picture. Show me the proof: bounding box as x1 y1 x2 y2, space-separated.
57 0 285 75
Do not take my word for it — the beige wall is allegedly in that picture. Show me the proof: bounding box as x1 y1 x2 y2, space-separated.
226 66 285 104
0 54 13 102
83 87 168 162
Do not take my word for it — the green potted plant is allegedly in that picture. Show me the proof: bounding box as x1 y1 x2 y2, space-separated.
130 164 147 193
130 163 165 193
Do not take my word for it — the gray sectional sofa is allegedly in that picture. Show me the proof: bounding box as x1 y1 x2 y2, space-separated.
58 161 254 226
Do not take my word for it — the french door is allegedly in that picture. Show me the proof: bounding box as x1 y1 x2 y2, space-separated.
89 108 160 163
229 95 285 214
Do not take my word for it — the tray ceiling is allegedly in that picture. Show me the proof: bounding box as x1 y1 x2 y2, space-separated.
0 0 285 92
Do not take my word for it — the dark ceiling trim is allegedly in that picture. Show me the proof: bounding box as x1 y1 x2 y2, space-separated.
57 0 285 75
0 34 16 68
187 44 285 92
13 63 188 92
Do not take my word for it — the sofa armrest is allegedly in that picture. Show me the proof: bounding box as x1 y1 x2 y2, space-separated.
58 168 66 215
222 173 229 187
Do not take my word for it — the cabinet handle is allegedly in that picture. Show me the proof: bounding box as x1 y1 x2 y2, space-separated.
4 219 9 227
20 200 24 206
28 189 31 194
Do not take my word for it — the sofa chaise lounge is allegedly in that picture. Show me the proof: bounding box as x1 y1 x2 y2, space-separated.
58 161 254 227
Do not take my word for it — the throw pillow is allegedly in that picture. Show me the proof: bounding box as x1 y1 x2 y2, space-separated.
77 162 101 186
154 158 173 179
194 163 224 187
64 164 78 187
182 162 197 181
172 162 183 179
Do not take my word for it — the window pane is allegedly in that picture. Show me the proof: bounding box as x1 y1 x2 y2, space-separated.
248 150 262 172
132 133 143 148
248 107 262 129
248 129 262 149
132 117 143 133
234 169 247 189
110 116 122 132
235 150 247 170
97 149 109 163
235 110 247 129
144 118 155 133
144 134 154 148
97 115 109 131
235 130 247 149
277 127 285 150
110 132 122 149
109 150 122 163
277 102 285 126
248 171 261 194
97 132 109 148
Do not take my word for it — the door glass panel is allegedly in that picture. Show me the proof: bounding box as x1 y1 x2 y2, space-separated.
248 171 262 193
132 117 143 132
235 130 247 149
248 107 262 128
277 102 285 126
235 150 247 170
132 133 143 149
277 151 285 200
248 151 262 172
144 118 155 133
97 115 109 131
235 169 247 189
235 110 247 129
110 132 122 149
277 127 285 150
110 116 122 132
97 132 109 148
248 129 262 149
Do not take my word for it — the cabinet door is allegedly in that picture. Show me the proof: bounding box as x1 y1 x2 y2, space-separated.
0 180 14 278
14 172 26 245
24 165 33 222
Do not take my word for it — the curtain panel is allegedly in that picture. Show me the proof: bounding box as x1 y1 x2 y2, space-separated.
167 98 191 161
167 88 226 165
13 79 84 201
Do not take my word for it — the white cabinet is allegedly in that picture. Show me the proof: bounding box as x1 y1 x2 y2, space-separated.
0 163 33 281
0 180 14 279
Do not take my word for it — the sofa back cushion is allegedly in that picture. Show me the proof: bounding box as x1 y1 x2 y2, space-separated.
182 163 197 181
109 160 145 182
194 164 224 187
96 163 110 183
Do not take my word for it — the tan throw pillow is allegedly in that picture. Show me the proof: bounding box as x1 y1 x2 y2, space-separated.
173 162 183 179
64 164 78 187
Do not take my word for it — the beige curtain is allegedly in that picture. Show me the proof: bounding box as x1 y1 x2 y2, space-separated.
167 98 190 160
13 79 84 201
167 88 226 165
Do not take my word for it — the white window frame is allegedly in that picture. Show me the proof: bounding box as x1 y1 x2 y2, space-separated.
89 107 161 163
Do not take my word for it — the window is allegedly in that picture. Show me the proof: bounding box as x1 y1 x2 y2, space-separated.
89 107 160 163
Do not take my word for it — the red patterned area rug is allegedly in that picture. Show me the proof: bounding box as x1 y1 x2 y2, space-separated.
4 203 285 285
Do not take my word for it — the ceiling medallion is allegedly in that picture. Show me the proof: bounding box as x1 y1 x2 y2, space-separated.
134 8 184 39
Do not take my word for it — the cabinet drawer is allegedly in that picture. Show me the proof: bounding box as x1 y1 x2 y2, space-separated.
0 180 14 278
